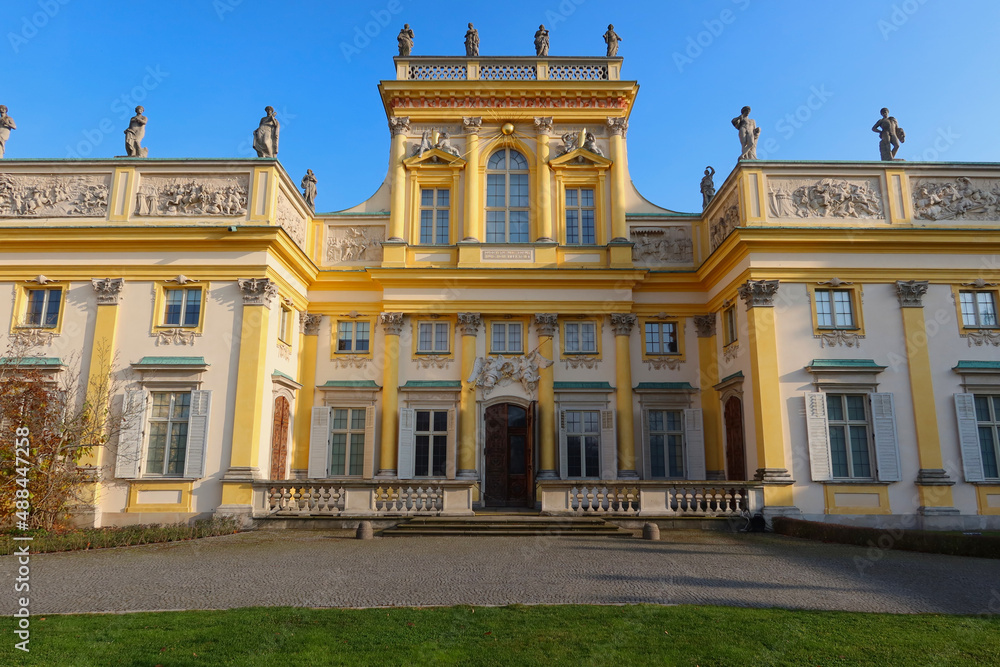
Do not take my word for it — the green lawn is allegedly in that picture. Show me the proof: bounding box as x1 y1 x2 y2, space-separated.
4 605 998 666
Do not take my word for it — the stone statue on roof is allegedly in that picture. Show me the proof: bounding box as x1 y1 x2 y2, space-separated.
701 166 716 209
301 169 317 210
252 106 279 158
534 25 549 56
398 24 414 56
731 106 760 160
603 24 622 57
124 106 148 157
872 108 905 161
465 23 479 57
0 105 17 159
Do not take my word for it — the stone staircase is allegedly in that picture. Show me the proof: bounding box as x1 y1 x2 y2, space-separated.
379 514 630 537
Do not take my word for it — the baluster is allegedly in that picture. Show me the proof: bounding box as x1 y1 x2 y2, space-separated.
584 486 595 512
315 486 327 513
331 487 342 513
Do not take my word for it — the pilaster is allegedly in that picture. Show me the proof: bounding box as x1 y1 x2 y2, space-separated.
611 314 638 478
457 313 481 478
535 314 558 478
377 312 404 477
694 313 724 480
292 313 322 474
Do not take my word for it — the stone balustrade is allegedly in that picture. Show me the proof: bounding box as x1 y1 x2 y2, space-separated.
394 56 622 82
253 481 475 517
538 481 764 517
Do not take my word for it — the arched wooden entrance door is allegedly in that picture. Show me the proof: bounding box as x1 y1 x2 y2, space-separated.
724 396 747 480
269 396 291 480
483 403 534 507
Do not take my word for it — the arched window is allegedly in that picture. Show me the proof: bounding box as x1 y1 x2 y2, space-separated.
486 148 530 243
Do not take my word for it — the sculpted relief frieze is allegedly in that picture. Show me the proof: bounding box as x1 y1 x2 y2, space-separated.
276 191 306 246
767 177 883 219
326 226 385 263
913 176 1000 221
0 173 110 217
134 175 249 216
710 201 739 252
631 226 694 265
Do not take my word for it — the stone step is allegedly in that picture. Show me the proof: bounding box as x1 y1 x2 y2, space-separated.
381 528 628 537
380 516 630 537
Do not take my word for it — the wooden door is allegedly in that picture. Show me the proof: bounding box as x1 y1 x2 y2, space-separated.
269 396 291 480
724 396 747 481
483 403 533 507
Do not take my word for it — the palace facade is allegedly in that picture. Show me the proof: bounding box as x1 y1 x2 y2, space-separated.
3 53 1000 529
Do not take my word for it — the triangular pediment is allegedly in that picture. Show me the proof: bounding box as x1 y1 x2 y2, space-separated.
403 148 466 169
548 148 613 170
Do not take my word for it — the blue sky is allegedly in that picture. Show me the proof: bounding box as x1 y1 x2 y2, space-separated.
3 0 998 213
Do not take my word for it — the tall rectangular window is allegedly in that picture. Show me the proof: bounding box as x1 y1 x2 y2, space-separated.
564 321 597 354
815 289 855 329
146 392 190 476
24 288 62 328
330 408 366 476
974 395 1000 479
723 306 738 346
491 322 523 353
645 322 678 355
417 321 450 353
960 291 998 327
566 410 600 477
414 410 448 477
565 188 596 245
337 321 370 353
419 188 450 244
649 410 684 478
827 394 872 479
164 288 201 327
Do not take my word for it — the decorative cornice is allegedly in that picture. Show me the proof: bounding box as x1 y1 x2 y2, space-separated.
91 278 124 305
237 278 278 307
462 116 482 134
738 279 780 308
165 274 196 285
607 117 629 137
379 312 404 336
533 116 554 135
299 313 322 336
895 280 928 308
534 313 558 337
817 277 853 287
457 312 481 336
818 329 863 348
961 278 997 289
389 116 411 136
27 275 54 285
610 313 636 336
693 314 716 338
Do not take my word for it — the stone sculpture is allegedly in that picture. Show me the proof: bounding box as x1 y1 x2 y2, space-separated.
467 351 553 396
436 131 460 157
913 176 1000 221
534 25 549 56
301 169 317 210
398 24 414 56
767 178 883 219
557 131 578 156
582 131 603 157
0 105 16 159
732 106 760 160
124 106 148 158
603 24 622 57
700 166 716 209
252 106 280 158
464 23 479 57
0 174 109 217
872 107 905 161
416 129 433 157
134 176 249 216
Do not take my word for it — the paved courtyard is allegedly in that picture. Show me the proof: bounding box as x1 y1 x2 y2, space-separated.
5 530 998 615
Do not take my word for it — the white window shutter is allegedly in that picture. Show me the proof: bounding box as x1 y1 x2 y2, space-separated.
363 406 376 479
870 393 901 482
558 410 568 479
805 392 832 481
684 408 707 480
397 408 416 480
184 390 212 479
445 408 457 479
115 390 146 479
640 409 651 479
307 406 331 479
955 393 985 482
600 410 617 480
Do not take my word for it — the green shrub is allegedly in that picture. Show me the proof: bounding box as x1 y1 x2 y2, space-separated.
0 516 242 554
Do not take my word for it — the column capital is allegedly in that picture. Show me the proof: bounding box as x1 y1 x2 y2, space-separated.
534 313 558 336
738 279 780 309
299 312 322 336
463 116 483 134
457 312 481 336
379 312 405 336
610 313 636 336
388 116 411 136
237 278 278 307
896 279 929 308
607 117 629 137
533 116 554 135
694 314 716 338
91 278 124 305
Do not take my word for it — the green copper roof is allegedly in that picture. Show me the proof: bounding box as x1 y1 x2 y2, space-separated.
133 357 207 366
954 360 1000 370
807 359 885 369
0 357 63 366
634 382 696 391
319 380 381 388
553 382 614 391
400 380 462 389
717 371 745 384
272 370 298 383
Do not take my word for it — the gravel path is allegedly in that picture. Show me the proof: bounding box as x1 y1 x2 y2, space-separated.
4 530 998 615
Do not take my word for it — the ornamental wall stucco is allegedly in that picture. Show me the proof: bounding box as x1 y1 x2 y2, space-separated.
0 173 110 217
134 175 249 217
767 177 884 220
912 176 1000 221
276 190 307 247
630 226 693 266
326 225 385 264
